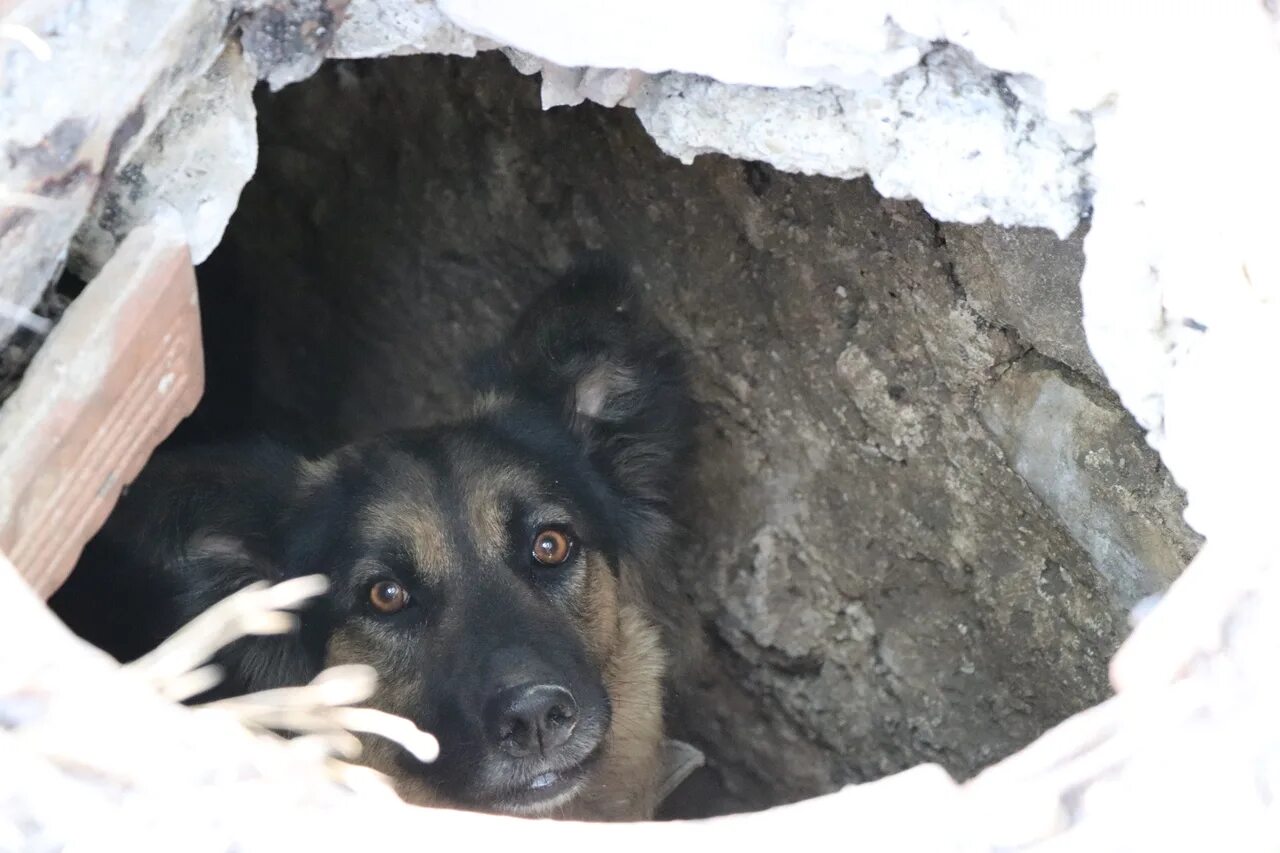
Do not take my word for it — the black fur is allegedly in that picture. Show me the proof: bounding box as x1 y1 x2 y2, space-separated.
52 441 324 694
52 262 692 817
476 258 693 565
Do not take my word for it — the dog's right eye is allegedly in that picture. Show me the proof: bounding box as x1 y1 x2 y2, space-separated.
368 579 410 614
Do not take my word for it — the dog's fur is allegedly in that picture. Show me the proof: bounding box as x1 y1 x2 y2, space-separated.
52 266 693 821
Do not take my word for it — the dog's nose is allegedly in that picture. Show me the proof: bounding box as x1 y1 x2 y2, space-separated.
486 683 579 758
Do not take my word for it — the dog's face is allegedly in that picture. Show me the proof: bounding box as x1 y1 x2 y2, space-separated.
298 417 627 814
57 266 691 819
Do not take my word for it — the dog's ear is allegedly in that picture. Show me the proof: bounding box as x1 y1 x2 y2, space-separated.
52 440 327 699
480 257 694 541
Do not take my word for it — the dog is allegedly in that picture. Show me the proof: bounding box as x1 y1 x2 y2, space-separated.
51 264 698 820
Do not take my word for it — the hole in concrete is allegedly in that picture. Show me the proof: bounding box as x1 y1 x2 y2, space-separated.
57 52 1200 819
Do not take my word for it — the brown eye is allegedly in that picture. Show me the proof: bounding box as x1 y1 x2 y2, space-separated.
369 580 409 614
532 527 574 567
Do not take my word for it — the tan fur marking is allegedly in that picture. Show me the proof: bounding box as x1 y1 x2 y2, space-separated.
560 602 666 821
360 501 450 580
461 464 520 564
580 552 622 664
458 460 548 564
472 390 514 416
297 455 338 490
326 626 454 808
575 363 638 420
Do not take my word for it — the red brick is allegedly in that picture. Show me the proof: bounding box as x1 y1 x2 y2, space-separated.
0 223 204 598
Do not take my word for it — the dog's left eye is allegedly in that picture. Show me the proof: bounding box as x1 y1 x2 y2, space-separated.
531 527 575 567
369 579 410 614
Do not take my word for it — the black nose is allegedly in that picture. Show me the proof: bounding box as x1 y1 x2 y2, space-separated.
486 683 579 758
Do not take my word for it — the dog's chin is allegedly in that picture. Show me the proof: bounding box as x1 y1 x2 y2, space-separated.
494 767 590 816
466 746 603 818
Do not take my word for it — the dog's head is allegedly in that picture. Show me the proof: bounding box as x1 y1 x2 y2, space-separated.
288 412 659 814
60 266 691 817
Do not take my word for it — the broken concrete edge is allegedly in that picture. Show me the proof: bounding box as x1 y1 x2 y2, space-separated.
72 45 261 273
424 0 1093 237
0 0 235 343
1 536 1267 847
2 0 338 333
42 0 1098 299
0 216 204 598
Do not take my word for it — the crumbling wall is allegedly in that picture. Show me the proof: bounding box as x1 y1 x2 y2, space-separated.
192 54 1198 813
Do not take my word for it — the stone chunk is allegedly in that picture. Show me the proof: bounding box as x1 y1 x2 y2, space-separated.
943 221 1101 383
73 48 258 271
980 357 1201 609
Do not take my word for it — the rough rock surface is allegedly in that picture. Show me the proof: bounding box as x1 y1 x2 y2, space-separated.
631 47 1091 238
941 222 1100 383
72 47 258 271
0 0 234 346
329 0 495 59
435 0 1094 236
238 0 350 91
2 0 350 358
979 355 1197 609
5 0 1095 381
189 54 1198 814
